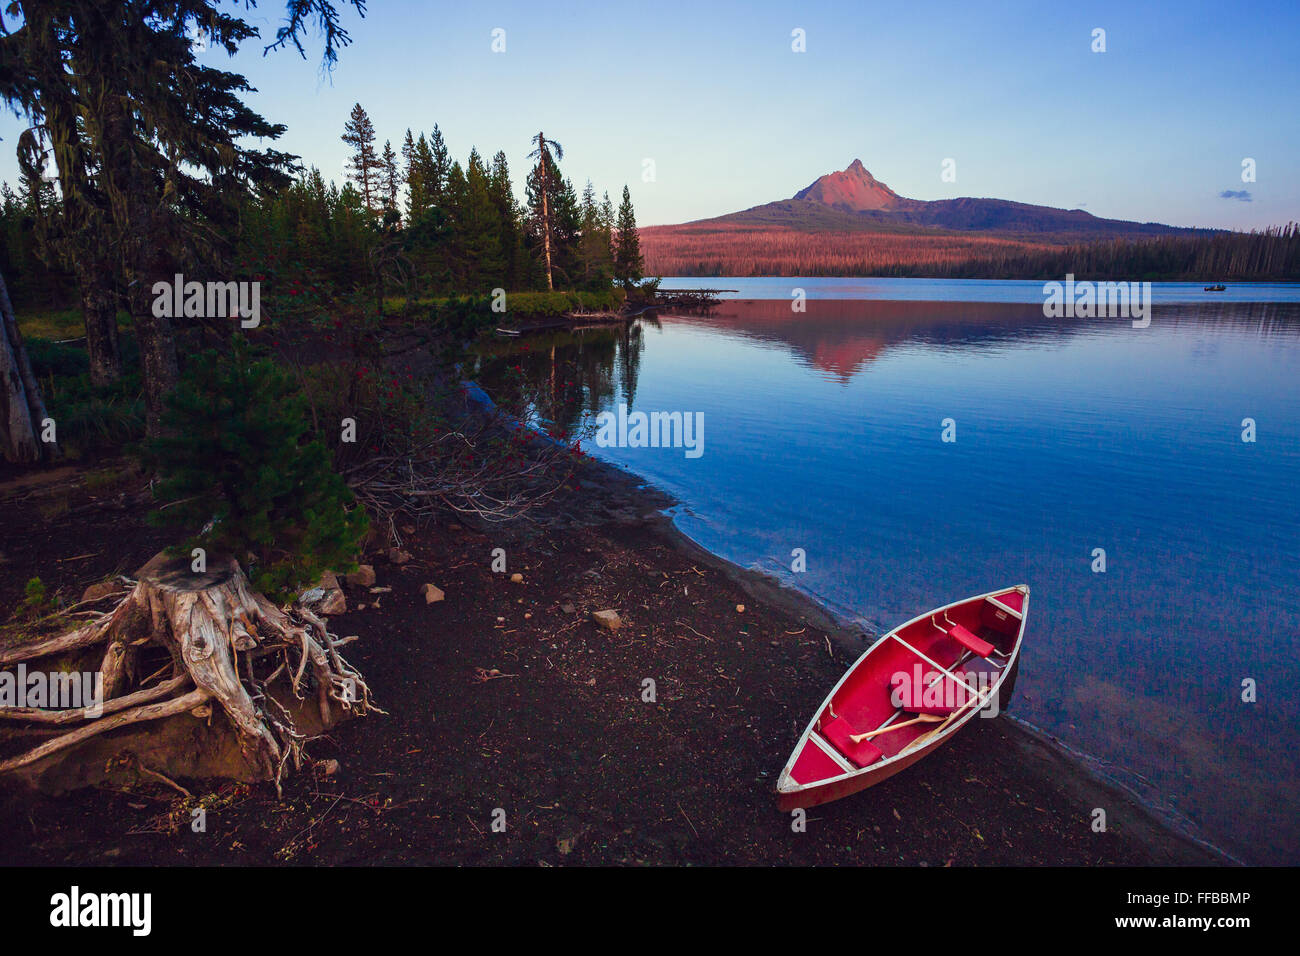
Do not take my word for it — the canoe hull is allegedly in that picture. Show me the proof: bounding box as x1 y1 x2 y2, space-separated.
776 586 1028 812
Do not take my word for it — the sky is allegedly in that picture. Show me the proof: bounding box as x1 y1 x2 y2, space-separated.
2 0 1298 229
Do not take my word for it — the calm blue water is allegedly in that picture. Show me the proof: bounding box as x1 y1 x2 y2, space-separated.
475 280 1300 864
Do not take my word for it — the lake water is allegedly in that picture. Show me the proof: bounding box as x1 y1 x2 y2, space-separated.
473 278 1300 864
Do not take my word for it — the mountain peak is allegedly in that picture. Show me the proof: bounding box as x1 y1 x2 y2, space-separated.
794 160 903 211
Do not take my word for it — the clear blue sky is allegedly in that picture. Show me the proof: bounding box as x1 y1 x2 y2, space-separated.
3 0 1297 228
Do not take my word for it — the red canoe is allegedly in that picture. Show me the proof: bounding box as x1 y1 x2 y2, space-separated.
776 585 1029 811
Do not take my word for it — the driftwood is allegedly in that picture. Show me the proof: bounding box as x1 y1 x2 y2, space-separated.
0 552 379 793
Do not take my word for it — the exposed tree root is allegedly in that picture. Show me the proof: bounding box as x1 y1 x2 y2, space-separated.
0 688 210 774
0 552 379 793
0 672 190 725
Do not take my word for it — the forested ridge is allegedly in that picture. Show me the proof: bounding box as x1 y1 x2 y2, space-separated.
640 222 1300 281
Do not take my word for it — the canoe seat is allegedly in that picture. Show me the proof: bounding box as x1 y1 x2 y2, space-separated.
946 623 995 658
820 716 885 769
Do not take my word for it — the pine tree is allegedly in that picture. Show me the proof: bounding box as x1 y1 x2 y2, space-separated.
380 139 400 214
426 125 451 207
553 178 583 285
145 336 367 599
614 185 644 289
402 129 426 218
401 129 416 171
525 159 582 290
601 190 616 240
443 160 471 287
342 103 383 214
78 6 296 437
579 180 614 289
463 149 504 289
527 132 563 289
489 150 525 287
3 1 300 435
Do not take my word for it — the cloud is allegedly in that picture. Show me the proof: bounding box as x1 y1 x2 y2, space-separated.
1219 189 1253 201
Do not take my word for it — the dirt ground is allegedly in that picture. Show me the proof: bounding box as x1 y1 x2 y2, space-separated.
0 456 1225 866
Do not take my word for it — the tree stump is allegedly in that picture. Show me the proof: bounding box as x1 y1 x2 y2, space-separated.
0 552 378 793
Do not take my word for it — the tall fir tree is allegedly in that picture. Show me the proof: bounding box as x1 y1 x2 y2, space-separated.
2 1 304 436
601 190 616 245
553 178 582 285
527 132 563 289
341 103 382 213
380 139 400 214
402 129 426 218
63 3 295 436
488 150 525 288
442 159 470 287
579 180 614 289
462 148 504 290
614 185 644 289
525 159 581 289
426 125 451 208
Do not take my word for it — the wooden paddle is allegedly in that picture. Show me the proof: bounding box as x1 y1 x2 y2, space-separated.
909 692 989 749
849 713 944 743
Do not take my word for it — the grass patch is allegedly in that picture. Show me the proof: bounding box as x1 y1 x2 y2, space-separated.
16 307 132 342
388 288 627 322
18 308 84 341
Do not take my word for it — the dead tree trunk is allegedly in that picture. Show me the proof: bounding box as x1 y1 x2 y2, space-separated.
0 268 57 464
0 553 378 792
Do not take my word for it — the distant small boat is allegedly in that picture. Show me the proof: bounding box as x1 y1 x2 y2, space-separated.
1205 284 1226 292
776 586 1029 811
